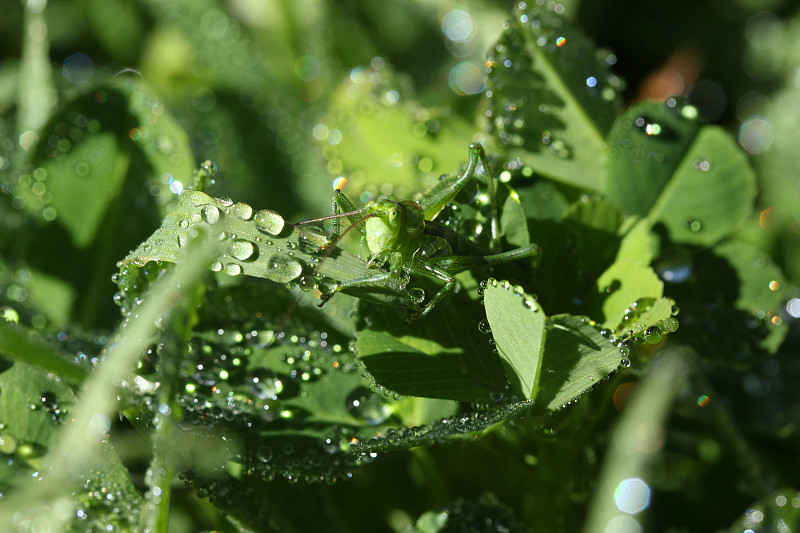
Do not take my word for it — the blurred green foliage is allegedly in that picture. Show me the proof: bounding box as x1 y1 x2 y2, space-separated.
1 0 799 532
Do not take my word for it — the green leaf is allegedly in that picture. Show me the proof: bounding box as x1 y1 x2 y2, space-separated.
356 292 507 402
618 297 677 340
606 101 702 215
483 279 545 400
121 190 421 311
529 197 622 316
606 101 756 245
0 361 77 448
13 76 195 327
594 219 663 328
322 64 476 195
534 314 622 413
713 240 787 352
517 180 571 222
500 187 531 247
484 2 622 189
28 76 194 248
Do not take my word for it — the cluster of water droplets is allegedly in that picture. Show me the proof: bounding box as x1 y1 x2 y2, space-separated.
614 300 681 367
484 1 623 156
408 493 530 533
349 400 531 458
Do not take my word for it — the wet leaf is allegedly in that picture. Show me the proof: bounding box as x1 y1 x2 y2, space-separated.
607 101 756 245
534 314 623 413
356 290 507 402
322 64 476 195
713 240 787 352
484 280 545 400
120 190 422 311
485 2 622 190
0 361 76 448
594 219 663 328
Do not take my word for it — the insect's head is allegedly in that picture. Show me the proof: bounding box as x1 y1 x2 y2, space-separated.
363 199 404 255
364 199 401 225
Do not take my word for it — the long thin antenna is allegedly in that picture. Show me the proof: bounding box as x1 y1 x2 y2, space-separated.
294 209 363 226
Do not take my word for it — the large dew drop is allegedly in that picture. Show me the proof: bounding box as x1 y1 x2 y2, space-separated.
201 205 221 225
254 209 285 235
229 239 255 261
232 202 253 220
345 387 391 425
266 255 302 283
224 263 242 276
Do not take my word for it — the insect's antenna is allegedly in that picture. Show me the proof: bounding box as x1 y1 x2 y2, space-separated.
328 213 373 248
294 209 363 226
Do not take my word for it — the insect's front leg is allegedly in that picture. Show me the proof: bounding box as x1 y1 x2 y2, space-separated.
331 189 365 242
333 251 409 292
404 261 455 323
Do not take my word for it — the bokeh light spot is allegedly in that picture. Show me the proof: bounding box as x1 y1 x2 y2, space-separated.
739 116 773 153
62 53 94 85
448 62 485 95
442 9 475 43
614 478 652 514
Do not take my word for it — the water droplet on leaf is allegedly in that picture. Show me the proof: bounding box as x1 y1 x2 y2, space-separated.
266 255 302 283
254 209 285 235
229 239 255 261
201 205 221 225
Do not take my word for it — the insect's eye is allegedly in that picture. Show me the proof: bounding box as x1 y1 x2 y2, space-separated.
388 208 397 220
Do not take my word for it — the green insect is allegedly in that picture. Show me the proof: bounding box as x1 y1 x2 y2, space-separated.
298 143 540 322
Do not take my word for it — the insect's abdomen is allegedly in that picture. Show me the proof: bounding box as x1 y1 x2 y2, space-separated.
423 219 485 256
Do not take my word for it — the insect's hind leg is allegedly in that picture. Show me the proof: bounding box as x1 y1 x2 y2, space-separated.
419 143 501 252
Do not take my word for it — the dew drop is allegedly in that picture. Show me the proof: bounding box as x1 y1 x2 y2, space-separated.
229 239 255 261
345 387 391 425
201 205 221 225
662 317 679 333
408 287 425 304
266 255 303 283
685 218 703 232
478 320 492 334
232 202 253 220
254 209 285 235
224 263 242 276
298 275 317 292
200 160 218 176
644 325 663 344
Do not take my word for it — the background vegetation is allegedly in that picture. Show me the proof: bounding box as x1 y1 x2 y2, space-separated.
0 0 798 531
